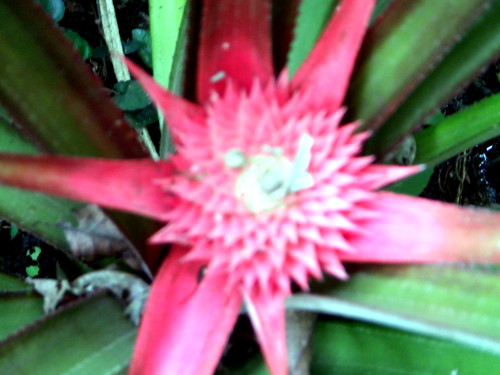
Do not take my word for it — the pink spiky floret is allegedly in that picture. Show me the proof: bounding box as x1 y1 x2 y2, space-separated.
148 75 420 297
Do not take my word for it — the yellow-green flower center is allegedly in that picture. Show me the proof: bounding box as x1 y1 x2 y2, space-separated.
225 134 315 213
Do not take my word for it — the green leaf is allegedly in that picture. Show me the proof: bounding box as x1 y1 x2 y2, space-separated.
296 266 500 354
228 304 500 375
9 223 18 240
0 272 32 292
149 0 188 89
25 265 40 277
0 294 44 341
286 0 339 77
64 29 93 60
385 167 434 196
34 0 65 22
131 28 152 68
285 0 396 78
0 294 136 375
125 105 159 129
0 273 42 341
114 80 152 111
346 0 493 130
149 0 189 157
27 247 42 261
311 319 500 375
365 1 500 157
414 93 500 166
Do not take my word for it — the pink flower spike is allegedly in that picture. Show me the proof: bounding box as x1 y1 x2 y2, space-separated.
343 192 500 263
0 153 174 221
197 0 273 102
245 288 288 375
292 0 376 113
124 58 206 131
130 246 243 375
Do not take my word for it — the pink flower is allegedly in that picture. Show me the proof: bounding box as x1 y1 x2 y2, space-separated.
0 0 498 374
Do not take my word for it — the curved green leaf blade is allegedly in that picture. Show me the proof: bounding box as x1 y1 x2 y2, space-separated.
311 320 500 375
64 29 93 60
286 0 397 78
149 0 189 157
288 293 500 355
0 0 146 158
286 0 339 77
0 273 33 293
385 167 433 196
0 294 136 375
0 273 44 341
228 305 500 375
365 1 500 157
346 0 492 129
0 272 32 292
149 0 188 89
0 294 44 341
414 93 500 166
300 266 500 354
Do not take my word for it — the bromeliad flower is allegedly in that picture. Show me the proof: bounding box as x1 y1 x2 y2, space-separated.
0 0 499 375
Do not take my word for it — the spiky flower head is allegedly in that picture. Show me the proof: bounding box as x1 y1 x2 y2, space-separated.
147 76 419 299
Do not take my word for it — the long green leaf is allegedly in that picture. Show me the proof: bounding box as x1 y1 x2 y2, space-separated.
149 0 189 157
346 0 492 129
298 266 500 354
414 93 500 166
0 294 136 375
286 0 398 78
228 313 500 375
149 0 188 89
0 273 44 341
385 167 433 196
0 294 44 341
365 1 500 157
311 320 500 375
286 0 339 76
0 272 31 292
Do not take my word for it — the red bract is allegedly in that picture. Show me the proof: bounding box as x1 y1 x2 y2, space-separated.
0 0 499 374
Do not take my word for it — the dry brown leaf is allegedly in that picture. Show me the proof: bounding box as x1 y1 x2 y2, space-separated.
59 205 147 273
26 278 71 313
28 270 150 324
60 205 130 259
72 270 149 324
